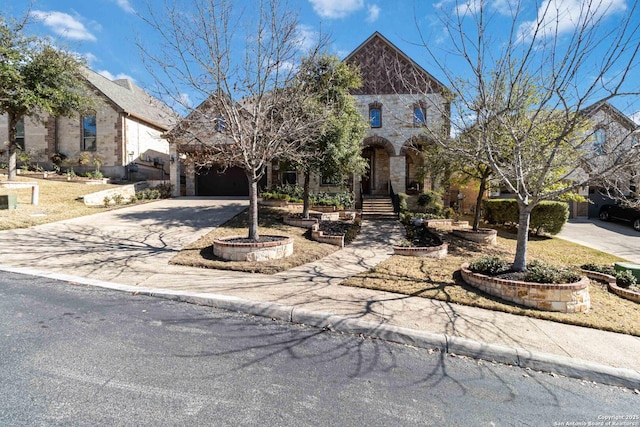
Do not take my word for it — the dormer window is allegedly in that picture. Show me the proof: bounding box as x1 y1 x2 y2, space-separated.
369 102 382 128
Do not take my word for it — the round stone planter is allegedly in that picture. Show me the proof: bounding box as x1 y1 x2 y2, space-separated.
452 228 497 245
393 243 448 258
460 263 590 313
213 235 293 262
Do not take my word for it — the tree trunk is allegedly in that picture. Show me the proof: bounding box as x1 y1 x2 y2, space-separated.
302 171 311 219
472 174 488 231
247 172 259 241
7 113 18 181
512 201 533 272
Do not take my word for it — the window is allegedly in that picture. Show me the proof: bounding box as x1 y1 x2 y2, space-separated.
15 118 25 150
593 128 605 154
413 106 426 127
321 173 342 186
82 115 97 151
369 102 382 128
215 114 226 132
282 171 297 185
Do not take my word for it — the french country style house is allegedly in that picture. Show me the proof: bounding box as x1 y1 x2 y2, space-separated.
0 68 175 180
168 32 451 201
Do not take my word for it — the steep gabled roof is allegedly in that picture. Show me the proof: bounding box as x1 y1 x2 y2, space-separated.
83 68 177 130
343 31 447 96
581 101 638 132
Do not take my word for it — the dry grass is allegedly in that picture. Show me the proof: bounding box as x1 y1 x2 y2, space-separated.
169 207 344 274
342 227 640 336
0 174 119 230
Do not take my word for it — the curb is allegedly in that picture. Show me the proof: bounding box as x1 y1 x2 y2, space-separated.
2 265 639 390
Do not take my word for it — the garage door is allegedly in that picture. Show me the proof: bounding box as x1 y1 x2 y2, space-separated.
196 167 249 196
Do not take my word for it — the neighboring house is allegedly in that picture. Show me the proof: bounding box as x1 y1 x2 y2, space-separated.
168 32 451 199
580 101 640 218
0 68 176 180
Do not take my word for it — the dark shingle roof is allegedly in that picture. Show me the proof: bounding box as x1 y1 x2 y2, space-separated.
83 68 177 130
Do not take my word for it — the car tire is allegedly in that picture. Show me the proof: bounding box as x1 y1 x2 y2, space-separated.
599 210 610 221
633 219 640 232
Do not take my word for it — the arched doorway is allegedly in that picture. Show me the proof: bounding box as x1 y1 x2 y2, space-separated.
360 136 395 196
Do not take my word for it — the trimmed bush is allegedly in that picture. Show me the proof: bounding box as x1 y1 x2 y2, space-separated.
581 263 616 276
524 260 581 284
482 199 568 235
468 256 511 275
615 270 637 288
397 192 408 212
417 191 443 215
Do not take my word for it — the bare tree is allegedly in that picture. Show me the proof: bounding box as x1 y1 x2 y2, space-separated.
414 0 640 271
139 0 325 240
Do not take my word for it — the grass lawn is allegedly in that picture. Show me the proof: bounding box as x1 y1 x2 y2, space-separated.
169 207 355 274
0 174 118 230
342 227 640 336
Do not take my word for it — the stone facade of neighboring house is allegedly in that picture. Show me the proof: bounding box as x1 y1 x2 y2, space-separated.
168 32 450 199
0 68 175 180
580 101 640 218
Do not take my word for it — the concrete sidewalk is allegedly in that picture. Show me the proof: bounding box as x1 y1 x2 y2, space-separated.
1 198 638 389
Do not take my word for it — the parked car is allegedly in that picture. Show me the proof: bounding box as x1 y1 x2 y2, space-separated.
599 201 640 231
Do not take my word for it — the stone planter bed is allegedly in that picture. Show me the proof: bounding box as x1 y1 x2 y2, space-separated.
452 228 497 245
394 223 448 258
581 269 640 304
424 218 469 231
393 243 448 258
213 235 293 262
283 215 318 228
460 263 590 313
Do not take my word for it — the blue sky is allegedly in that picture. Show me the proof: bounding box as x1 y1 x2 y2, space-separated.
5 0 640 120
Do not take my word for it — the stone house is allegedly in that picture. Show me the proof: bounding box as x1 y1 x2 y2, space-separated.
168 32 450 200
580 101 640 218
0 68 175 180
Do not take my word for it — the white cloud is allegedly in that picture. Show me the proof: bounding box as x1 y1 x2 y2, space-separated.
366 4 381 22
97 69 135 82
30 10 96 41
631 111 640 126
308 0 364 19
178 93 192 108
296 24 318 52
83 52 99 65
518 0 627 40
112 0 136 14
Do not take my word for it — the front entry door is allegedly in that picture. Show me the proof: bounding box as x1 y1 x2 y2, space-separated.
361 147 374 195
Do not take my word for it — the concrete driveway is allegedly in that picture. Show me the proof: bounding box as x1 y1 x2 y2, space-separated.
0 197 250 284
558 218 640 263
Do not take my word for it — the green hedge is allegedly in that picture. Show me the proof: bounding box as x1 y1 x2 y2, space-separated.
482 199 569 235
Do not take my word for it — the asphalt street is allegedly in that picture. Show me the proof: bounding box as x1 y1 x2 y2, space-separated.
1 271 637 427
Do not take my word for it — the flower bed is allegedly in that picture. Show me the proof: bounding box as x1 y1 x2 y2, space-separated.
581 269 640 304
452 228 497 245
213 235 293 262
460 263 590 313
393 223 448 258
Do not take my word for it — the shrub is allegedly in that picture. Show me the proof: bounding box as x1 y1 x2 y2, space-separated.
524 260 581 284
112 194 124 205
400 212 445 224
443 207 455 219
468 256 511 275
530 201 569 235
397 192 408 212
154 183 173 198
482 199 568 235
103 196 111 207
580 263 616 276
417 191 443 214
615 270 637 288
